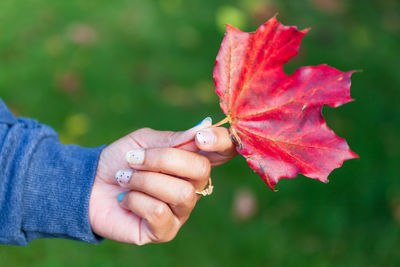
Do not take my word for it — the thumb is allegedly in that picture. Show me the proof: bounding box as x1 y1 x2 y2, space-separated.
129 117 212 150
170 117 212 149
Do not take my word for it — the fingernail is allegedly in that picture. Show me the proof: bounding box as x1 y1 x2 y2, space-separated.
194 116 212 127
115 168 135 185
126 149 145 164
196 129 216 145
117 192 126 202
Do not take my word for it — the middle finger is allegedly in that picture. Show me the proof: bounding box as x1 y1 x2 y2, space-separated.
116 169 197 219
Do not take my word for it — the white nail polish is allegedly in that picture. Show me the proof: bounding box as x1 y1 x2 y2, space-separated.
196 132 206 144
196 129 216 145
126 149 145 164
115 169 135 185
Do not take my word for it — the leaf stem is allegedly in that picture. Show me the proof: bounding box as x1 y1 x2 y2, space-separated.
211 116 231 128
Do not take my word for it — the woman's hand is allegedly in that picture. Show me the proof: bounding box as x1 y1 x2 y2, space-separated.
89 118 237 244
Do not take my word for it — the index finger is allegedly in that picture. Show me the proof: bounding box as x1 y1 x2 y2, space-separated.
126 147 211 187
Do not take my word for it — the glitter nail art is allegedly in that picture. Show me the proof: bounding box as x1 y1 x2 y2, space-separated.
115 168 135 185
126 148 145 164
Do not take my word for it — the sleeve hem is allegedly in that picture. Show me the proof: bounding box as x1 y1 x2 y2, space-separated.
21 137 107 244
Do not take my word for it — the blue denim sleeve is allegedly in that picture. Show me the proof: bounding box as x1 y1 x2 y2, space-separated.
0 99 105 245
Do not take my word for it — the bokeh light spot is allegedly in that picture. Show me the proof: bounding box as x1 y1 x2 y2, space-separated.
65 113 90 137
216 6 247 33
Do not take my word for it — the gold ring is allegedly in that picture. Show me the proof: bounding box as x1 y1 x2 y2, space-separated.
196 178 214 196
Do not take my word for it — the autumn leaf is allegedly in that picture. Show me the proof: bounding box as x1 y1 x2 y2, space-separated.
213 16 358 190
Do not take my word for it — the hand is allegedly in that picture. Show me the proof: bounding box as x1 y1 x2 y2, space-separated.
89 118 237 244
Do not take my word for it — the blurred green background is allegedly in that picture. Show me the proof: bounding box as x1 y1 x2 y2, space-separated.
1 0 399 266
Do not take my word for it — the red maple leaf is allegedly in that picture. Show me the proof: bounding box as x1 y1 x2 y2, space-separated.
212 16 358 190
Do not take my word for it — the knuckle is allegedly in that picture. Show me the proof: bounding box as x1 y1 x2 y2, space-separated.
178 184 196 206
156 148 174 169
164 131 178 147
197 156 211 178
148 202 169 222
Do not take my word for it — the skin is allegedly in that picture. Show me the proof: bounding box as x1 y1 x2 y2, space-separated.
89 119 237 245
